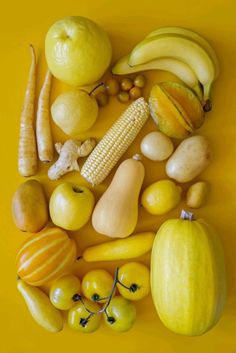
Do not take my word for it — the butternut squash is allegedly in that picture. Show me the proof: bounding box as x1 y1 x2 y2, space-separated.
151 210 227 336
92 155 145 238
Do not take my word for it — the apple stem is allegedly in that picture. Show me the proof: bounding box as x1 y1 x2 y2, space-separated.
89 82 105 96
72 187 83 193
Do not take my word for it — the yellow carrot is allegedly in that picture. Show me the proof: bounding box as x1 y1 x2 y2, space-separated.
36 70 54 163
18 45 38 177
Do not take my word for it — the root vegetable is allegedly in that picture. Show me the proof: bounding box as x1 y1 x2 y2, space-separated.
186 181 209 208
36 70 54 163
18 45 38 177
166 135 211 183
48 138 96 180
140 131 174 161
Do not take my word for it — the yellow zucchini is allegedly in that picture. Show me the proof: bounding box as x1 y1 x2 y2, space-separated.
83 232 155 262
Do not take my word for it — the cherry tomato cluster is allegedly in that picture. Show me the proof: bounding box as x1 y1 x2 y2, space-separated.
49 262 150 333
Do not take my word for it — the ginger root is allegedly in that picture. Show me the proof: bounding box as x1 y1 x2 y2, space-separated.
48 138 96 180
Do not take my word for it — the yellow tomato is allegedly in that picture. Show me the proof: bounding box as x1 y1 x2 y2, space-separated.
103 296 136 332
81 269 114 303
68 299 101 333
117 262 150 301
50 274 81 310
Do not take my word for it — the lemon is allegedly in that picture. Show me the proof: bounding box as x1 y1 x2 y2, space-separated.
141 179 182 215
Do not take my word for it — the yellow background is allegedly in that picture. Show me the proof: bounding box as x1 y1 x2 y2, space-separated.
1 0 236 352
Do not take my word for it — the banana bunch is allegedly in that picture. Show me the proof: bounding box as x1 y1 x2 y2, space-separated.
112 27 219 110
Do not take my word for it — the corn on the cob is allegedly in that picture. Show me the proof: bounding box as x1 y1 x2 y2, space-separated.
81 97 149 186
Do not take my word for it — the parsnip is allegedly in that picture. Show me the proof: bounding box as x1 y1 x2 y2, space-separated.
18 45 38 177
36 70 54 163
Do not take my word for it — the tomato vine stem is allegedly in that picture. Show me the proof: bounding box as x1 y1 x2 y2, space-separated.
76 267 120 326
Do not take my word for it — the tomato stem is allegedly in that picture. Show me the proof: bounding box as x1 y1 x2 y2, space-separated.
72 266 141 327
72 293 82 302
77 267 136 325
76 268 119 325
91 293 100 301
117 280 140 292
94 295 109 302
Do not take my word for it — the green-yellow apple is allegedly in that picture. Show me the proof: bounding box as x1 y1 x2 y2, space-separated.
45 16 112 86
49 183 95 231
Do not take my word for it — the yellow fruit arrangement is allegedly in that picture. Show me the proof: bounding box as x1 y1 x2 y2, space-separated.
13 16 227 336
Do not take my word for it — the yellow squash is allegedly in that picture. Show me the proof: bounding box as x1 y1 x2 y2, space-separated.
83 232 155 262
17 279 63 332
151 210 226 336
92 155 145 238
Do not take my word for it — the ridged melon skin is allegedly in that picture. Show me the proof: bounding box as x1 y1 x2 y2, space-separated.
151 218 226 336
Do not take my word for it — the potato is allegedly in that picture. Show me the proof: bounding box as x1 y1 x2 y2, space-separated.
140 131 174 161
186 181 209 208
166 135 211 182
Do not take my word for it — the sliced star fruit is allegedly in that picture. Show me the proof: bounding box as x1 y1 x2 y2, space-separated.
160 81 204 129
149 84 192 139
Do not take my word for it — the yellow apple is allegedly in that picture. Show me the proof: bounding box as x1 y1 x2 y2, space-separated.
45 16 112 86
49 183 95 231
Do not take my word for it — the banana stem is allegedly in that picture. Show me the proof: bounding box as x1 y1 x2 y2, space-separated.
202 82 213 112
203 99 212 112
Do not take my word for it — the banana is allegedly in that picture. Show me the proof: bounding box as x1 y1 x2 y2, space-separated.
129 34 215 103
145 26 219 77
17 279 63 332
83 232 155 262
112 54 202 99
